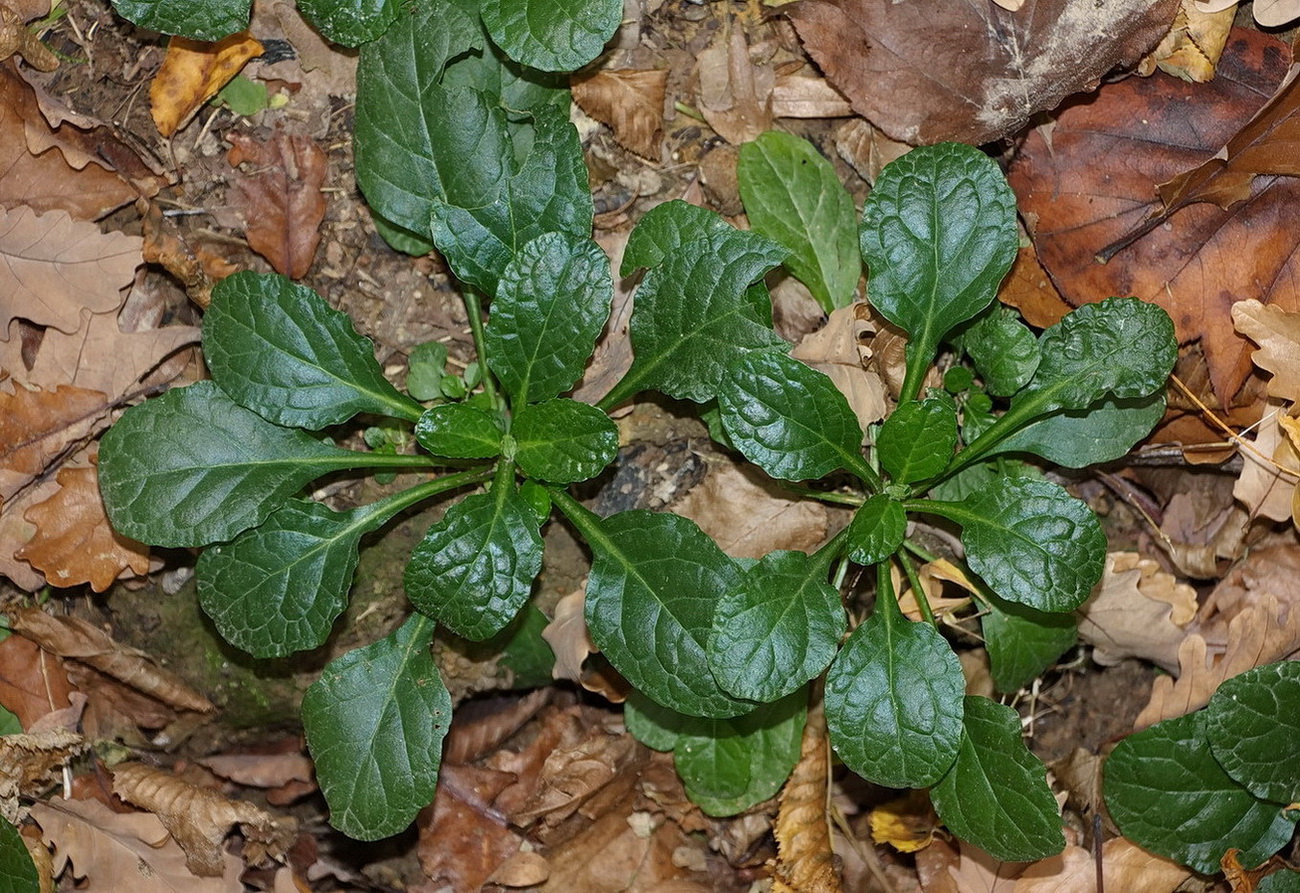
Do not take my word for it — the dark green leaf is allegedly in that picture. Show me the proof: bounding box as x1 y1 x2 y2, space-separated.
672 690 806 816
988 394 1167 469
621 200 737 276
415 404 505 459
479 0 621 71
405 485 543 641
877 397 958 485
1021 298 1177 413
494 605 554 688
613 231 788 404
825 612 965 788
922 477 1105 612
718 352 867 482
708 550 845 703
430 100 592 293
980 596 1077 693
296 0 400 47
512 398 618 484
738 131 860 312
485 231 613 404
846 495 906 566
441 38 570 130
110 0 248 40
517 479 552 525
1259 870 1300 893
931 696 1065 861
960 304 1040 397
406 340 450 402
1104 712 1297 874
0 705 19 736
99 381 362 548
584 511 753 718
860 143 1018 399
303 615 451 840
624 689 688 751
0 814 37 893
353 2 485 239
1206 661 1300 805
205 272 421 427
373 210 435 258
928 456 1041 504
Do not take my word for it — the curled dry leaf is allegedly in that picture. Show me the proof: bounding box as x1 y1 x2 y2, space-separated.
541 588 594 687
1234 299 1300 405
0 729 85 823
671 460 828 559
572 68 668 160
787 0 1179 146
32 796 245 892
791 302 889 434
7 606 215 713
150 32 264 137
226 128 328 279
113 762 292 877
1136 544 1300 727
0 4 57 70
1138 0 1234 82
1232 403 1299 523
770 704 840 892
1077 552 1197 673
16 463 151 592
197 753 315 791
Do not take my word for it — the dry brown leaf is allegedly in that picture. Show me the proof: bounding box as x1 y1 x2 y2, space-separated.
997 243 1072 330
538 807 698 893
113 762 291 877
769 704 840 892
1077 552 1197 672
8 606 215 713
1139 0 1234 82
572 69 667 160
572 229 632 404
507 721 645 827
1136 544 1300 727
417 764 523 892
1234 299 1300 404
198 753 314 790
542 588 594 686
140 199 237 309
832 118 909 186
696 24 772 146
1015 837 1189 892
898 558 977 622
16 462 150 591
791 302 889 434
1232 403 1300 523
671 460 828 559
771 73 852 119
488 850 551 887
32 796 245 892
253 0 356 95
0 476 55 589
787 0 1178 146
0 3 57 70
0 617 72 730
0 729 84 822
946 840 1025 892
0 382 110 503
0 64 149 220
226 128 328 279
0 205 141 337
150 32 264 137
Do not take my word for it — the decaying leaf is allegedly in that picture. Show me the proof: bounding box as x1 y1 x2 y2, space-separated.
672 460 828 559
791 302 889 434
16 462 150 592
996 243 1073 330
150 32 264 137
417 764 522 893
1016 837 1190 892
0 205 142 337
772 72 853 119
0 383 109 503
1139 0 1234 82
226 128 328 279
0 729 84 823
1078 552 1197 672
1011 28 1300 404
770 704 840 892
541 589 594 687
113 762 292 877
832 119 909 186
0 3 57 70
1136 544 1300 727
572 68 668 160
507 719 645 827
787 0 1179 146
0 633 73 729
1234 299 1300 405
198 753 314 791
696 24 773 145
32 796 245 892
8 606 215 713
1232 404 1300 523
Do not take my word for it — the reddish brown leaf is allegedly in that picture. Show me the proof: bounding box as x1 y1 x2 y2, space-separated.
572 69 667 160
417 764 521 893
149 32 263 137
1010 28 1300 404
0 634 72 730
226 129 328 279
0 382 109 503
786 0 1178 145
16 463 150 592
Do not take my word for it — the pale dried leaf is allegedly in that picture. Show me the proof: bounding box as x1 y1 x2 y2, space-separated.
17 463 150 591
947 841 1025 892
0 729 84 823
791 303 889 433
1232 404 1300 523
32 796 244 892
572 69 667 160
696 25 773 145
833 119 911 185
0 206 141 336
113 762 292 877
1192 0 1237 11
150 33 264 137
1015 837 1188 892
226 128 328 279
671 460 828 559
198 753 315 789
1077 552 1197 672
0 382 109 504
1256 0 1300 25
8 606 215 713
573 230 632 405
254 0 356 95
488 850 551 887
899 559 976 622
1233 299 1300 405
541 589 593 686
770 704 840 892
771 74 852 119
1139 0 1233 82
539 808 697 893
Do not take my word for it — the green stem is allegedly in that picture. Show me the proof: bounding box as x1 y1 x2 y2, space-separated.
595 367 647 414
777 484 866 507
547 485 604 539
356 467 494 529
336 451 450 470
901 538 940 565
875 560 900 629
898 551 935 627
844 451 883 494
461 288 501 410
810 525 851 576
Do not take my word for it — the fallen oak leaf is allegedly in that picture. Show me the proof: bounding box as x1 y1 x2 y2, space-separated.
1138 0 1234 83
0 381 110 503
225 127 327 279
150 32 264 137
1077 552 1197 673
571 68 668 161
7 606 215 713
1233 299 1300 405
